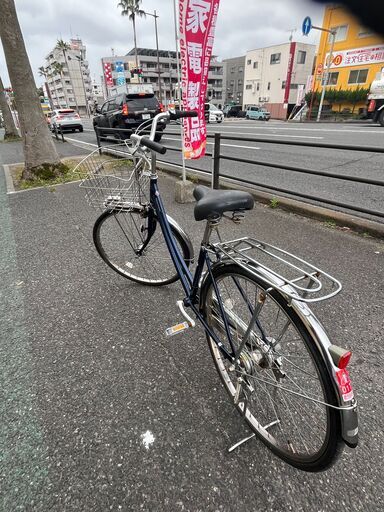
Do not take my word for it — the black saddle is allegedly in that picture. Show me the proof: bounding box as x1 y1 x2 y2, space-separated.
193 185 254 221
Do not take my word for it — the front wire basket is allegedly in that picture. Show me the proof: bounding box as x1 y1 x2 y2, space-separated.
213 237 342 303
73 143 151 211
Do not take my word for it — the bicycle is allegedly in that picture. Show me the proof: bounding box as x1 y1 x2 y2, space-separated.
74 110 358 472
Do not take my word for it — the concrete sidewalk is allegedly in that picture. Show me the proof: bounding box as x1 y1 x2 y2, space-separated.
0 162 383 511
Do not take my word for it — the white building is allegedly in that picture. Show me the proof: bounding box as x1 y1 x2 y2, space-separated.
101 48 224 107
44 38 93 115
243 42 316 119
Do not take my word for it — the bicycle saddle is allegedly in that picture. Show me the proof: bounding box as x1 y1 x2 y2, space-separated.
193 185 254 221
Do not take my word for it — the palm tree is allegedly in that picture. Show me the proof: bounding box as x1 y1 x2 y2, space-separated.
52 61 69 108
55 39 79 112
38 66 54 109
117 0 146 70
0 74 19 138
0 0 60 179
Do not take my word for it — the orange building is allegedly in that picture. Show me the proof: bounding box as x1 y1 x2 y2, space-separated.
313 4 384 114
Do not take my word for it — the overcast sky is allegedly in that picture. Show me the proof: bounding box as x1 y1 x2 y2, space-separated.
0 0 324 87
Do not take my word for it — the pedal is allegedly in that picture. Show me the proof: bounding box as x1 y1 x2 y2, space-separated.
165 322 190 337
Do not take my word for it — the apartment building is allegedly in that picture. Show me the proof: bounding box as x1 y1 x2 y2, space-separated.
243 42 316 119
222 56 246 106
313 4 384 113
101 48 224 107
44 38 93 115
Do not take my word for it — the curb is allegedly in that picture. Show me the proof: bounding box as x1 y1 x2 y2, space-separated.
157 161 384 239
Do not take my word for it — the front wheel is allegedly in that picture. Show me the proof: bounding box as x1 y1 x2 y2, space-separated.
93 209 191 286
201 263 343 472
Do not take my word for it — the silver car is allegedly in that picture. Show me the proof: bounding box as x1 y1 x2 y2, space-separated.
50 109 83 133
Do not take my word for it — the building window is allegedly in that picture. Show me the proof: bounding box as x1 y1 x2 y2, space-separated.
358 27 374 38
247 59 251 65
281 80 286 89
297 50 306 64
329 25 348 42
325 72 339 86
270 53 281 65
257 83 260 91
267 82 271 90
238 79 242 86
230 80 234 86
238 67 243 73
245 84 252 90
253 61 258 69
230 66 236 73
348 68 368 84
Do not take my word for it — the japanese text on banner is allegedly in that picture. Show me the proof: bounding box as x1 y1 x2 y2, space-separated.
179 0 221 159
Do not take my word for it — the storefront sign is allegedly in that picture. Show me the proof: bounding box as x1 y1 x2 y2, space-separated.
179 0 221 159
326 44 384 69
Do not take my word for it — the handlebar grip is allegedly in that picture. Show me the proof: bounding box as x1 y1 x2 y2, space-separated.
169 110 198 120
140 137 167 155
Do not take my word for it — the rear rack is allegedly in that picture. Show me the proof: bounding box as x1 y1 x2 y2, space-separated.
213 237 342 303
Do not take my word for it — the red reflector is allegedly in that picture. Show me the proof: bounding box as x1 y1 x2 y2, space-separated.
122 103 129 115
338 350 352 369
368 100 376 112
336 368 354 402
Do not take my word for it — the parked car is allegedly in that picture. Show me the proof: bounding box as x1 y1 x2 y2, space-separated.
94 91 165 141
223 104 245 118
204 103 224 123
245 106 271 121
50 109 83 132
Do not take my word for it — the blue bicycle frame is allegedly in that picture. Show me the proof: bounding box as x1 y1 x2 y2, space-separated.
148 174 238 363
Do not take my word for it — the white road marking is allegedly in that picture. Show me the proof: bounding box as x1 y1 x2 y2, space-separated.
141 430 155 449
207 130 324 139
65 137 98 147
218 123 384 134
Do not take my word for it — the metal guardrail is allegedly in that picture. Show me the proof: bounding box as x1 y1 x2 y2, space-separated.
93 125 384 220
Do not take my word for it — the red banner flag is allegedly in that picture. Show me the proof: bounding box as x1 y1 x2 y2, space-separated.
179 0 220 159
103 62 113 88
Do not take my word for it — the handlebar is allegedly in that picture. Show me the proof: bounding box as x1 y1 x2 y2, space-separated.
139 137 167 155
130 110 198 155
168 110 198 121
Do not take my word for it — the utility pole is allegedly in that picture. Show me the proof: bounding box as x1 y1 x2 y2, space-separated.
302 15 336 122
317 29 336 122
143 11 162 104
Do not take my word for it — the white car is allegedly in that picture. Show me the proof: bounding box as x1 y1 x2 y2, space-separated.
205 103 224 123
50 109 83 133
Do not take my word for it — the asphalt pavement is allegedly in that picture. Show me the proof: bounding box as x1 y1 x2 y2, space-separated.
1 137 384 511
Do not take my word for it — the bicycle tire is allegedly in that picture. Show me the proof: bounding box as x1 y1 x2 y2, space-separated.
93 209 191 286
201 262 343 472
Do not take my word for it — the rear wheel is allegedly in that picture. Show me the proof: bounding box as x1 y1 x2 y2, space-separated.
201 263 342 471
93 209 191 286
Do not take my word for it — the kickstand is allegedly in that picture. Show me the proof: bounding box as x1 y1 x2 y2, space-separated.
228 419 280 453
228 433 255 453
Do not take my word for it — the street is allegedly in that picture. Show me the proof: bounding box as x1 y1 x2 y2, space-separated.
0 137 383 511
68 118 384 222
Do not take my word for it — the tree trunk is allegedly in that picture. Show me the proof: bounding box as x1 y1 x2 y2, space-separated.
0 0 60 179
0 75 19 138
132 15 139 70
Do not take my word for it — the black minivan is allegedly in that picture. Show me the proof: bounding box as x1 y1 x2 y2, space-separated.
93 92 165 141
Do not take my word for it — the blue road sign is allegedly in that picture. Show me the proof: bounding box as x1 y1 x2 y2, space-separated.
302 16 312 36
